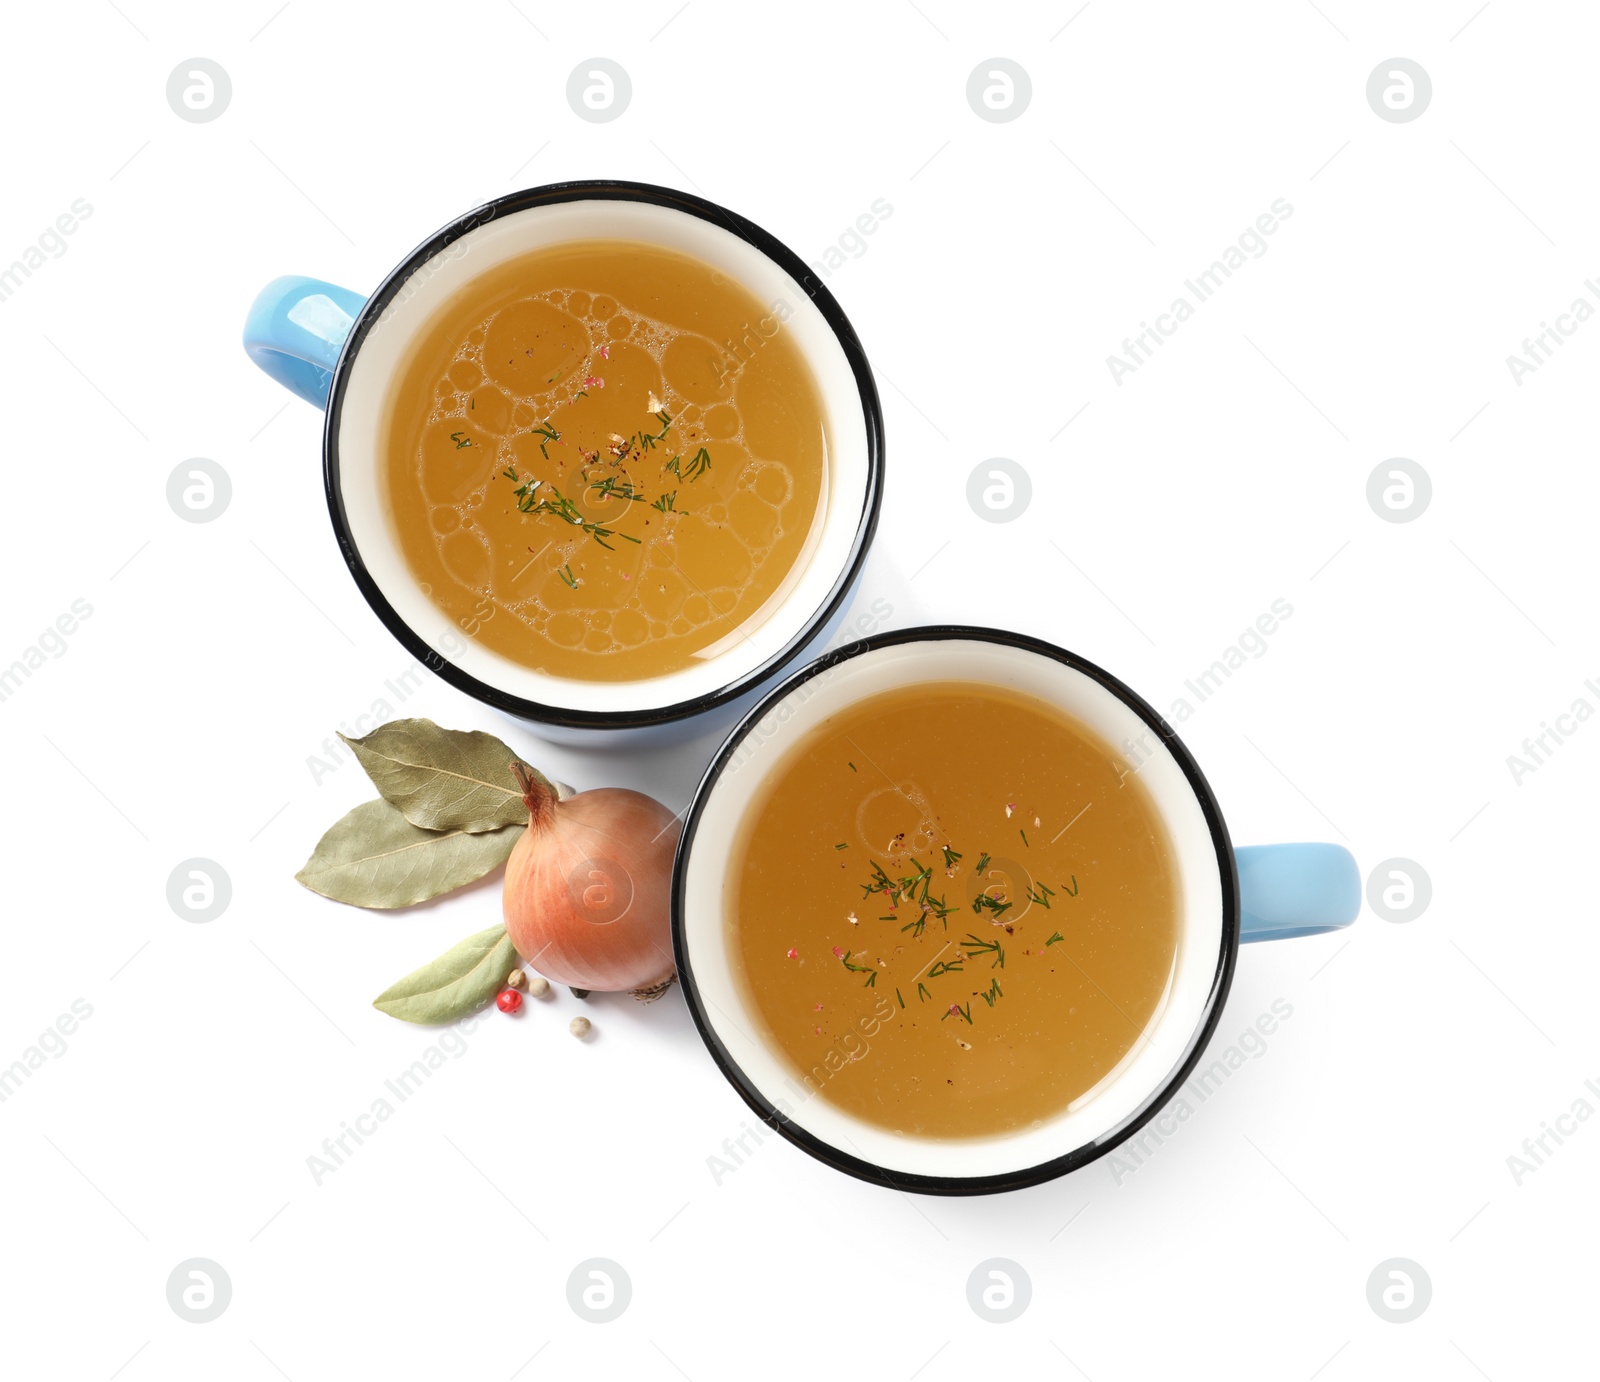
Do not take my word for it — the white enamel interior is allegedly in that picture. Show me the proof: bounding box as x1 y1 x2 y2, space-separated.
335 198 869 713
681 639 1225 1181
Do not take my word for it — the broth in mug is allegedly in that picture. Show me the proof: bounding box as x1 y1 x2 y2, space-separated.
730 681 1180 1139
383 240 829 681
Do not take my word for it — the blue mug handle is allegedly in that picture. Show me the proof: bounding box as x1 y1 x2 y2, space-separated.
243 275 369 409
1236 843 1359 943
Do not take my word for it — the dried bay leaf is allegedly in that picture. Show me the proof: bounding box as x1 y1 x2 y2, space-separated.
340 718 551 833
295 798 521 908
372 925 519 1024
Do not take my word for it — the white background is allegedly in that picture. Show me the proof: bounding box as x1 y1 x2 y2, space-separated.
1 2 1594 1378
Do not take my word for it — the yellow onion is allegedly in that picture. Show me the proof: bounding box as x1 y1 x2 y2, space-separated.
502 762 680 999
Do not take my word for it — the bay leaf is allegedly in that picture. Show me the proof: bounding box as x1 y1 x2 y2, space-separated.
340 718 550 833
295 798 522 908
372 924 519 1024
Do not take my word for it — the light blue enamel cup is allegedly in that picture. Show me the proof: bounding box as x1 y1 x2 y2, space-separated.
673 626 1361 1193
243 181 884 745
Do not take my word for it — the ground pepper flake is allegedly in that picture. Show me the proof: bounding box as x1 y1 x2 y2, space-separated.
786 947 798 960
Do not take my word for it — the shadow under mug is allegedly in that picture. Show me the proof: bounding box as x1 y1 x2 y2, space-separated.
673 626 1361 1195
241 181 885 744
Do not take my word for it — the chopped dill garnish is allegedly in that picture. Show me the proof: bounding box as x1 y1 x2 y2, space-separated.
962 934 1005 969
651 489 680 513
900 862 933 906
1045 931 1063 947
848 761 857 772
1020 828 1029 847
839 950 872 974
531 422 560 458
588 474 644 503
972 892 1012 919
942 845 962 869
896 988 905 1009
978 979 1003 1008
861 861 895 900
1062 875 1079 897
975 852 990 875
556 563 577 589
683 446 713 482
926 958 964 979
634 412 674 450
449 431 471 448
834 842 849 851
863 971 877 987
1026 881 1055 909
514 481 640 550
916 982 932 1003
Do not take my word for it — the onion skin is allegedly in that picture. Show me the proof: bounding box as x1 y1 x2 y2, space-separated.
502 770 680 994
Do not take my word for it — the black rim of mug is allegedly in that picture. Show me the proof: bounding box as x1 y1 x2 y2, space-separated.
322 179 885 730
671 625 1243 1196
